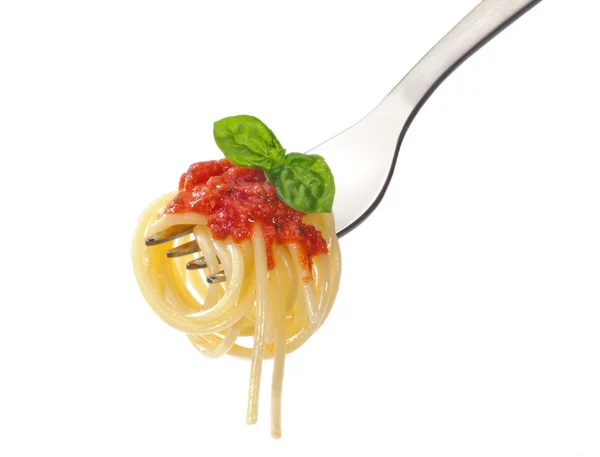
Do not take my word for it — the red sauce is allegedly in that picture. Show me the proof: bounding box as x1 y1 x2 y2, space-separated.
162 159 328 272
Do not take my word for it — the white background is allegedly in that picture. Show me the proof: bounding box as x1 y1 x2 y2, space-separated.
1 1 599 456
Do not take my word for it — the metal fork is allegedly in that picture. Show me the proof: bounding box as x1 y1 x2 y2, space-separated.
146 0 543 281
317 0 542 237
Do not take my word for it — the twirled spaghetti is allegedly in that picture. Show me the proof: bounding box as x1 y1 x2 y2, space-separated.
132 160 341 438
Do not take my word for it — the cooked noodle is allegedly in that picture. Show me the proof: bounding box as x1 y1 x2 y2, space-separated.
131 192 341 438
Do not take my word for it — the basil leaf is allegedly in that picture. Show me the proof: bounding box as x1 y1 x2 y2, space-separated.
212 115 336 214
213 115 285 169
265 153 335 213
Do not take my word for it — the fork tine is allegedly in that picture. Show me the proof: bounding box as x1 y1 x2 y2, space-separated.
146 224 225 283
145 225 194 246
167 240 200 258
186 257 208 270
207 271 226 284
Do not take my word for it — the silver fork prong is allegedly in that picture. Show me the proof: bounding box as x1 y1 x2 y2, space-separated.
145 225 195 246
186 257 208 270
167 240 201 258
207 271 226 284
145 224 225 282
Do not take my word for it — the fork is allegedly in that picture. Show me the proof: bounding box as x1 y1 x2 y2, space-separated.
320 0 542 237
146 0 543 281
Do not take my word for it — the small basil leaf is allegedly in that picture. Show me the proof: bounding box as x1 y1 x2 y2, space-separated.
265 153 335 213
213 115 285 169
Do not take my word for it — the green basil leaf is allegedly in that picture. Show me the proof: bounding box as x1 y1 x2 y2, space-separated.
213 115 285 169
265 153 335 213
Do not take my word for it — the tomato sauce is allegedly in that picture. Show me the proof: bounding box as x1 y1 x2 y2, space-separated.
162 159 328 271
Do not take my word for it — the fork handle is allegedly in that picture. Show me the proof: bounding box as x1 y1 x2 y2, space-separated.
393 0 542 104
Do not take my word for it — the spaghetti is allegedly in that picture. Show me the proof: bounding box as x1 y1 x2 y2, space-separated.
131 160 341 438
